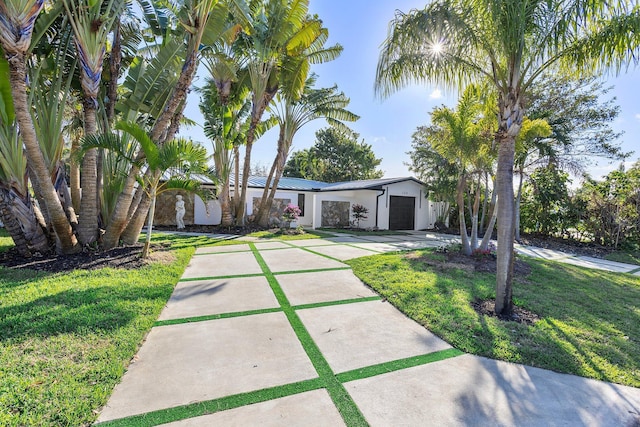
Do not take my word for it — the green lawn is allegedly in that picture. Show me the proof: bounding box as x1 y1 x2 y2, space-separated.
605 249 640 267
0 232 231 426
348 249 640 388
246 229 334 240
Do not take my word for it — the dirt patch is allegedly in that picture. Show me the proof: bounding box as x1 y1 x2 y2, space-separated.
0 243 173 274
471 299 541 325
406 251 532 276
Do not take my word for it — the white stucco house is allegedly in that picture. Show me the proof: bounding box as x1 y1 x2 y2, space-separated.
186 175 442 231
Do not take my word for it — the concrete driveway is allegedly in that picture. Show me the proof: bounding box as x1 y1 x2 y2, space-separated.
95 233 640 426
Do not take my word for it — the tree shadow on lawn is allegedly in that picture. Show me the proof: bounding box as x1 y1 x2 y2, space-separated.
0 273 170 342
400 251 640 386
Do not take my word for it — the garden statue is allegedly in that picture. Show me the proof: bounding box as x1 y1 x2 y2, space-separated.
175 195 185 229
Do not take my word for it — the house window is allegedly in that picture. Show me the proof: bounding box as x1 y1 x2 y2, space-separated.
298 193 305 216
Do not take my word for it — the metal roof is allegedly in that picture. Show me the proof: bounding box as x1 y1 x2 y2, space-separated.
320 177 425 192
178 174 426 192
230 175 424 192
229 175 331 191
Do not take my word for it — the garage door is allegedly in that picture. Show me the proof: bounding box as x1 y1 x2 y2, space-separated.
389 196 415 230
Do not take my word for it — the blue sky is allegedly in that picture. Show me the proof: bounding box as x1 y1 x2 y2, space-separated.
182 0 639 181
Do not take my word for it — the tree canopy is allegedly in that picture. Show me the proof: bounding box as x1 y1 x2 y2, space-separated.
284 127 383 182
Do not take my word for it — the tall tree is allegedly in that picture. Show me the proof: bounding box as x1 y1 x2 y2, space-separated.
421 85 497 255
254 74 359 227
233 0 342 224
104 0 248 248
284 127 383 183
0 0 79 254
63 0 123 245
376 0 640 316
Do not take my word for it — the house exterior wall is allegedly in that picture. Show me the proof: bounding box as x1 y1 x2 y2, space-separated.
312 191 378 229
377 181 435 230
242 188 316 227
154 191 194 226
194 197 222 225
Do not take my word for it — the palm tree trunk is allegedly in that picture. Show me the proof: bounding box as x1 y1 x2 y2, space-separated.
236 90 277 225
470 177 481 250
456 174 471 255
515 166 525 242
141 186 157 258
7 53 78 254
494 92 523 316
102 164 140 249
233 145 240 215
480 181 498 250
219 179 233 227
70 135 81 212
77 99 99 245
150 50 198 144
256 126 287 227
0 188 50 257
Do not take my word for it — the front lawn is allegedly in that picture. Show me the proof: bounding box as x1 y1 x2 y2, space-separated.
348 249 640 388
246 228 334 240
0 233 228 426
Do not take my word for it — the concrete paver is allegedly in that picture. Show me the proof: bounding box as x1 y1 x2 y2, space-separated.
327 236 369 243
97 232 640 425
97 312 318 422
159 389 346 427
252 241 292 250
296 300 451 373
181 251 262 279
281 239 338 247
344 354 640 427
276 269 377 306
566 256 637 273
158 276 279 320
515 245 572 260
351 242 403 253
308 244 380 261
195 244 251 254
259 247 347 273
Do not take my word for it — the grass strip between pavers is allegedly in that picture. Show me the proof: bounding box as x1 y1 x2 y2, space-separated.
249 243 369 427
629 267 640 274
99 244 465 426
294 245 347 263
193 249 252 256
178 272 265 282
335 349 464 383
292 296 382 311
274 266 352 276
153 307 283 327
94 378 324 427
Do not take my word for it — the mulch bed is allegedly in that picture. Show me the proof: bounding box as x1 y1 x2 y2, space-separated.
471 299 542 325
0 243 171 274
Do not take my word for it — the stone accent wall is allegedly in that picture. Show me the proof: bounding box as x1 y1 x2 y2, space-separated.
321 201 350 227
154 191 194 226
252 197 291 226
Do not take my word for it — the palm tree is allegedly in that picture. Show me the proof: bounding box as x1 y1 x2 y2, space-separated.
82 122 212 257
428 85 495 255
200 75 252 227
233 0 342 224
63 0 124 245
376 0 639 316
0 71 49 257
254 74 358 227
108 0 248 248
0 0 79 254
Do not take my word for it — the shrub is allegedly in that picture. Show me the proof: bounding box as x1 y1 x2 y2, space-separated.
351 204 369 228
